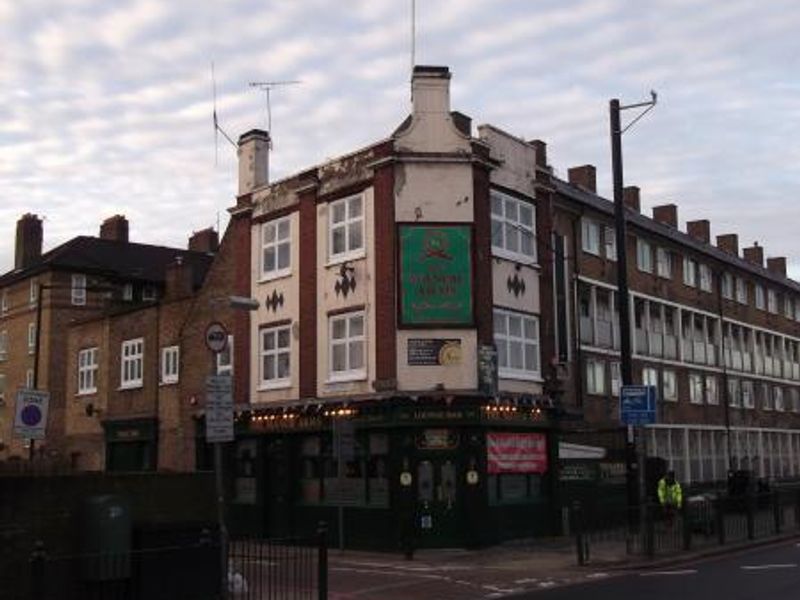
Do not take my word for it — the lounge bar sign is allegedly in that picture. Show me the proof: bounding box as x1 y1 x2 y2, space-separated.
407 338 462 366
487 432 548 474
399 225 473 326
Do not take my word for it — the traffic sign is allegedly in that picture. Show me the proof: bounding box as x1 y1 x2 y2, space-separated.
205 322 229 353
205 375 234 443
14 389 50 440
620 385 657 426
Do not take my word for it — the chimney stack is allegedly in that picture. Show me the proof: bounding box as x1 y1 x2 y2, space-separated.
529 139 548 168
568 165 596 193
99 215 129 243
687 220 711 244
188 228 219 254
767 257 787 278
743 242 764 267
237 129 270 196
15 213 43 270
652 204 678 228
164 256 194 300
623 186 640 213
411 65 452 118
716 234 739 256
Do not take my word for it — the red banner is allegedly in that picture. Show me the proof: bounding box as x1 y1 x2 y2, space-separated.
487 432 548 474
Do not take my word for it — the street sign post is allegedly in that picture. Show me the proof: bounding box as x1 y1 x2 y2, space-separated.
205 322 229 354
333 419 356 550
620 385 657 426
206 375 234 443
13 389 50 440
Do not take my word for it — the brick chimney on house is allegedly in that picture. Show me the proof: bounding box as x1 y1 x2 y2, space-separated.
15 213 43 270
164 256 194 300
716 234 739 256
237 129 270 196
188 228 219 253
687 220 711 244
99 215 129 242
623 186 641 213
568 165 596 193
652 204 678 228
767 257 787 278
743 242 764 267
411 65 452 117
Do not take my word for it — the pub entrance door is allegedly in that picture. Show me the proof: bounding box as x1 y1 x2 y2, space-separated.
415 455 463 547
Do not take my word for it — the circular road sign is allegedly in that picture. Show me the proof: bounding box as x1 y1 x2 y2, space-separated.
205 322 229 353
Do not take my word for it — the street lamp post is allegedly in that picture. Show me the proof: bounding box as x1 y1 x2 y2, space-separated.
609 92 657 515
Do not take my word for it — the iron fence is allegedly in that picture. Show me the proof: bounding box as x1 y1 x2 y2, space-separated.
572 487 800 565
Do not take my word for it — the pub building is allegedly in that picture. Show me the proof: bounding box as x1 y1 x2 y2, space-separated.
219 66 562 548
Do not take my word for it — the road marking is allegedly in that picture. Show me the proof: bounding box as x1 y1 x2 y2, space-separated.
514 577 539 584
640 569 697 576
741 563 797 571
586 572 609 579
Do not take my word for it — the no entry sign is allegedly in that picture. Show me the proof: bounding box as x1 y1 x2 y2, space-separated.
14 389 50 440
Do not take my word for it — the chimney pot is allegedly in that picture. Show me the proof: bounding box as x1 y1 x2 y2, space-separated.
99 215 129 243
743 244 764 267
716 234 739 256
15 213 43 270
567 165 596 193
767 257 787 278
687 220 711 244
188 228 219 254
652 204 678 228
623 186 640 213
237 129 270 196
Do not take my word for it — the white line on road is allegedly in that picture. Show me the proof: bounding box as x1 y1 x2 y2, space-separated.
640 569 698 576
741 563 798 571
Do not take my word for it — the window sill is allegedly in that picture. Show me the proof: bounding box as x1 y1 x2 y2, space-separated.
257 381 292 392
498 370 543 383
491 248 538 267
76 390 97 397
326 250 366 268
118 383 143 391
325 372 367 385
258 270 292 285
159 380 179 387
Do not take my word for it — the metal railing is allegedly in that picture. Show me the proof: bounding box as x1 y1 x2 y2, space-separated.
572 488 800 565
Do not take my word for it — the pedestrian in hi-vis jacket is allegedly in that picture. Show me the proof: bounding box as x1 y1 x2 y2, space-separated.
658 470 683 527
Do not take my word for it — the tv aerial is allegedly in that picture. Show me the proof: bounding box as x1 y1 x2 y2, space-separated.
211 61 237 166
248 80 302 148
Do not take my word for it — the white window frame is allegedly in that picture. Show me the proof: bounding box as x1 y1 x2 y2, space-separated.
216 335 234 376
120 338 144 389
494 308 541 381
705 375 719 405
767 289 777 314
1 290 7 315
689 373 704 404
774 386 785 412
586 358 606 395
656 248 672 279
663 369 677 402
259 325 291 389
721 273 733 299
683 257 697 287
77 347 98 395
71 274 87 306
755 285 765 310
643 366 659 388
123 284 133 301
492 191 537 264
784 296 793 320
604 226 616 261
142 285 157 302
30 280 38 305
610 361 621 397
699 264 712 292
329 311 367 382
580 217 600 256
329 194 365 263
742 381 755 409
261 216 292 280
736 278 747 305
26 368 34 389
0 330 7 361
636 238 652 273
27 322 36 354
161 345 179 385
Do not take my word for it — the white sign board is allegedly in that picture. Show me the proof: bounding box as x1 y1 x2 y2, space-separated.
205 322 229 353
14 389 50 440
205 375 234 443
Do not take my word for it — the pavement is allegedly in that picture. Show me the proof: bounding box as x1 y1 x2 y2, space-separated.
326 533 800 599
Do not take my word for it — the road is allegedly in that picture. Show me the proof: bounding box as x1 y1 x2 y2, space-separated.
523 540 800 600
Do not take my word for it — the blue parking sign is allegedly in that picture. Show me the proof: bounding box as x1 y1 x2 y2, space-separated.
620 385 657 426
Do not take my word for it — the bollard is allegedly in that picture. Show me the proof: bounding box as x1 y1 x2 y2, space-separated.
715 497 726 546
572 501 586 566
317 521 328 600
29 540 46 600
746 493 755 540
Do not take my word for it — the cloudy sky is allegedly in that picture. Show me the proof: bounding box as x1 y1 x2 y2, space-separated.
2 0 799 275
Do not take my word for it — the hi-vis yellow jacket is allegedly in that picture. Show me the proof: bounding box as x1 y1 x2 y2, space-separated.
657 478 683 508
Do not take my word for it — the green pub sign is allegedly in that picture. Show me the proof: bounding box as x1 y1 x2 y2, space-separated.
399 224 473 326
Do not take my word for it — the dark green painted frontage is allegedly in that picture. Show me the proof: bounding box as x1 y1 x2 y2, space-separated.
209 400 567 549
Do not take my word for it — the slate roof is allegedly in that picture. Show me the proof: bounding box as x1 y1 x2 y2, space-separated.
0 236 214 288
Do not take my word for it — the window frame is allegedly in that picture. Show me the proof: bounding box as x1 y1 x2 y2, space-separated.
656 248 672 279
767 289 777 314
216 335 234 376
689 372 704 404
492 191 537 264
585 358 606 395
71 274 87 306
161 345 180 385
683 257 697 287
142 285 157 302
0 330 7 361
699 264 713 292
636 238 652 273
1 290 7 315
120 337 144 389
123 283 133 301
329 310 367 382
27 322 36 355
77 347 99 395
260 216 292 280
721 273 733 299
736 278 747 305
755 285 765 310
29 279 38 305
259 325 292 389
663 369 678 402
494 308 541 381
328 194 365 264
604 226 616 261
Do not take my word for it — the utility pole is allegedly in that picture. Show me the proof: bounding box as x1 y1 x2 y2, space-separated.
609 92 657 517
